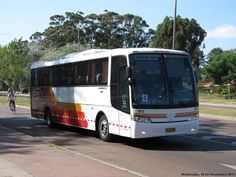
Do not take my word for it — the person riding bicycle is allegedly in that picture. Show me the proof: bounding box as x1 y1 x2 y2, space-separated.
7 88 16 112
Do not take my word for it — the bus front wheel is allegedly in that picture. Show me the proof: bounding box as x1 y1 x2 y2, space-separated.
98 115 111 142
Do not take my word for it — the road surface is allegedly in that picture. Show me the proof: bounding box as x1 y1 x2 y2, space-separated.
0 105 236 177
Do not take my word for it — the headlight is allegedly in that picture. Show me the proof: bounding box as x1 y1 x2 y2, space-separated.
132 116 152 123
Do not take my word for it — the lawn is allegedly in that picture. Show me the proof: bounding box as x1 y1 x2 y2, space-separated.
199 92 236 117
199 92 236 104
200 107 236 117
0 95 30 107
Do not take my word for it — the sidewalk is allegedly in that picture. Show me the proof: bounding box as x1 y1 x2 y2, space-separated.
0 158 32 177
0 125 136 177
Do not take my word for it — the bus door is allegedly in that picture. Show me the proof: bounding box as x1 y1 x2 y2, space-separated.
118 66 131 137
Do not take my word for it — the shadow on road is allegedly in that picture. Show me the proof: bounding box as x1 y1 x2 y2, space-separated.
117 135 236 152
0 116 97 155
0 115 236 155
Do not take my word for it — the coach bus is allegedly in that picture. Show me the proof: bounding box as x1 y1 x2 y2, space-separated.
31 48 199 141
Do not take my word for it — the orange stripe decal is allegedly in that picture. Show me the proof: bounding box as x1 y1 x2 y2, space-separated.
133 113 167 118
175 111 198 118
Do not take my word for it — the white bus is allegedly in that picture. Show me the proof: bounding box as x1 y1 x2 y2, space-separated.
31 48 199 141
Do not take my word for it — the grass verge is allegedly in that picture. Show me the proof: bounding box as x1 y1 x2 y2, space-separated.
199 92 236 104
200 107 236 117
0 95 30 107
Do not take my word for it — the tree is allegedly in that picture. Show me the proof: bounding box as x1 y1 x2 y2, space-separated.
0 39 31 90
206 51 236 86
30 10 153 50
149 16 207 68
39 43 91 61
30 32 44 44
31 12 85 50
122 14 154 47
89 10 123 48
0 47 9 90
207 47 223 63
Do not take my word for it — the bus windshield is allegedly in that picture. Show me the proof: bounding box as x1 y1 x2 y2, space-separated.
130 53 198 108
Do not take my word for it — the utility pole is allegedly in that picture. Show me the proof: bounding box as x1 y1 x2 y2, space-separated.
172 0 177 50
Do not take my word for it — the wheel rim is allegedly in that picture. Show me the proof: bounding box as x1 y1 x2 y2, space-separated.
99 119 108 137
46 112 51 125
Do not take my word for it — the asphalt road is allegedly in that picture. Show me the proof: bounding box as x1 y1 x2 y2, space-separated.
0 105 236 177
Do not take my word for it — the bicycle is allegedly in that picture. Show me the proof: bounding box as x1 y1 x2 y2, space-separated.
9 101 16 113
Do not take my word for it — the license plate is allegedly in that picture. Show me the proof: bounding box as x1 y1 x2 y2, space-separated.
165 128 176 133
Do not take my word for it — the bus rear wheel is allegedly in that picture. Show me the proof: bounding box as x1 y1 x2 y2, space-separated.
45 109 54 128
98 115 111 142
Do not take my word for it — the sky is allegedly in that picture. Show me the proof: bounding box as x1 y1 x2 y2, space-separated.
0 0 236 55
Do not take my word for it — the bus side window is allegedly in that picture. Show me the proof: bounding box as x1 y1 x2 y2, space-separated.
74 58 108 86
75 61 89 85
77 75 86 84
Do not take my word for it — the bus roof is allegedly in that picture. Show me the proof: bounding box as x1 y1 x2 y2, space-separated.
31 48 188 69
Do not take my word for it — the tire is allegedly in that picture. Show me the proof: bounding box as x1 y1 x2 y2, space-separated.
98 115 111 142
9 102 15 113
9 103 14 113
45 109 54 128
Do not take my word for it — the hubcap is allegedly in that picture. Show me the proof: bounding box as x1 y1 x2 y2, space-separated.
46 113 51 125
100 119 108 136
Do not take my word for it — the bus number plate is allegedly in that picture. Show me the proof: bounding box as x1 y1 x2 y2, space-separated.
165 128 176 133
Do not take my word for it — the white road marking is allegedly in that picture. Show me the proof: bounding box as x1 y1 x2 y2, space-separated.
220 163 236 170
49 143 150 177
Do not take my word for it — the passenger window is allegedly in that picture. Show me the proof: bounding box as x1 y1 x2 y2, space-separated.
89 58 108 85
75 61 89 85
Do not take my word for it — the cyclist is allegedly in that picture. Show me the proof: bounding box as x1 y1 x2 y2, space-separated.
7 88 16 112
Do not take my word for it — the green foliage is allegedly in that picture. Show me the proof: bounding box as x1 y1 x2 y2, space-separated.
149 16 206 68
39 43 92 61
220 85 236 99
207 47 223 63
0 40 90 90
0 39 31 90
206 51 236 86
30 10 154 50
